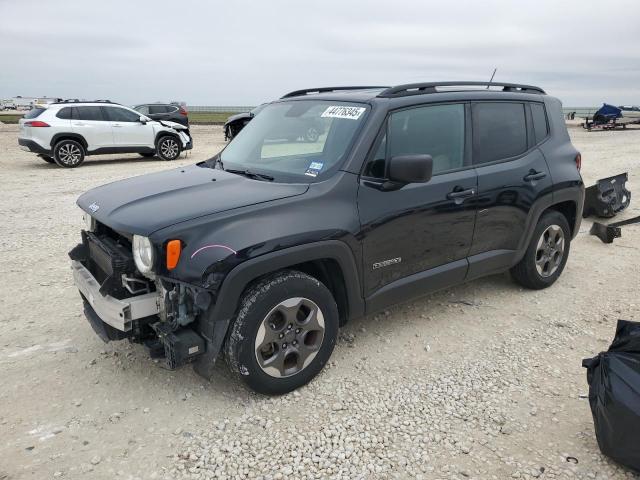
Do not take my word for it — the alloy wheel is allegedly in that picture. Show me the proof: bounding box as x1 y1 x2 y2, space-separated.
160 138 179 159
535 224 565 277
254 297 325 378
58 143 82 165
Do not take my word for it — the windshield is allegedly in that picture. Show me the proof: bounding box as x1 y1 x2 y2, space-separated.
219 100 369 182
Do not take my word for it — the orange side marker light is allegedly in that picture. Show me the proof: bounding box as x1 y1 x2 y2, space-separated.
166 240 182 270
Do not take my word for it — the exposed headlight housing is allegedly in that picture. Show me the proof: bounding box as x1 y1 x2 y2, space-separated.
82 211 96 232
132 235 155 276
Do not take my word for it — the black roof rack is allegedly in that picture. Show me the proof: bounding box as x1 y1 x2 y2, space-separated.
377 81 545 98
56 99 116 104
281 86 389 99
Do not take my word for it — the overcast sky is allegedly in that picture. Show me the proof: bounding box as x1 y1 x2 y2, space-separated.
1 0 639 106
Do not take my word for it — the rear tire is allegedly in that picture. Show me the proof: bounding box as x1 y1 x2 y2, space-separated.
156 136 181 161
225 270 339 395
510 211 571 289
53 139 85 168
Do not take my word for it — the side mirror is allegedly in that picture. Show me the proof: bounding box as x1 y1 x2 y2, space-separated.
139 116 148 124
388 154 433 184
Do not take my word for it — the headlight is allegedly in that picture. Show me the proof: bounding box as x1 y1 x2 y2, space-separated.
132 235 155 275
82 211 96 232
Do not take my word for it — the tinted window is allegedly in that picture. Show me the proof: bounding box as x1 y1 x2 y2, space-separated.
531 103 549 144
56 107 72 119
135 105 150 115
363 134 387 178
104 107 141 122
387 104 465 175
473 103 527 164
24 108 46 119
149 105 167 114
76 106 105 121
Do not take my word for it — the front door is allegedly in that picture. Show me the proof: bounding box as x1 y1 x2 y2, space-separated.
103 106 155 147
358 103 477 305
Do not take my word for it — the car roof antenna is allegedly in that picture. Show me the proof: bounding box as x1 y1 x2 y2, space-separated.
486 68 497 89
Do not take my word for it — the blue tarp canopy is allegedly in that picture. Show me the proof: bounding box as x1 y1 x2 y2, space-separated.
594 103 622 120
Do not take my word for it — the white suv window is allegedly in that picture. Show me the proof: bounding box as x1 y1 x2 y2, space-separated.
105 107 141 122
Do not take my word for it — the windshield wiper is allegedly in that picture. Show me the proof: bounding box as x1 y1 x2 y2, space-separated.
225 168 274 182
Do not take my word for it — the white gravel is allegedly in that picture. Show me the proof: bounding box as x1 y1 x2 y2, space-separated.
1 124 639 479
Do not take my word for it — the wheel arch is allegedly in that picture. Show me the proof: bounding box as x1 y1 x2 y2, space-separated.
50 132 87 150
193 241 364 380
545 200 578 236
154 130 181 146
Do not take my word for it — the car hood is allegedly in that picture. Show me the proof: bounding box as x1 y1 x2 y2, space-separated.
77 164 309 236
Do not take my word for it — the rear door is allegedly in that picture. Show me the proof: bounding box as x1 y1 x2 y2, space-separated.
103 106 155 147
71 106 113 149
467 101 553 277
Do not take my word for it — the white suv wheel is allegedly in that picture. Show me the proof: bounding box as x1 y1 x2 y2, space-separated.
157 136 181 161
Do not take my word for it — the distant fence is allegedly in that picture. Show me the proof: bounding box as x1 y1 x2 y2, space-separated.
187 105 254 113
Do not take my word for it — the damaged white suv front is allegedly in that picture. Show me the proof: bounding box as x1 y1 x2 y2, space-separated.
18 100 192 168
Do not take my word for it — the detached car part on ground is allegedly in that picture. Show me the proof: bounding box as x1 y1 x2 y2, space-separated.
17 100 192 168
582 172 640 243
583 320 640 473
70 82 584 394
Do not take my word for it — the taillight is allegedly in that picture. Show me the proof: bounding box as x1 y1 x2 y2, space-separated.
575 153 582 171
24 121 50 127
179 107 188 116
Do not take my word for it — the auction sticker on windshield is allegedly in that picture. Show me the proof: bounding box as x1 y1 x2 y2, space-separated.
321 105 366 120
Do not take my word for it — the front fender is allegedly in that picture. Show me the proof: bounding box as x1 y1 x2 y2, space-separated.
193 240 364 378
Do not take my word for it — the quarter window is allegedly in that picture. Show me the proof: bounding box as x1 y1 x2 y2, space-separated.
530 103 549 144
473 102 527 164
104 107 141 122
75 106 105 121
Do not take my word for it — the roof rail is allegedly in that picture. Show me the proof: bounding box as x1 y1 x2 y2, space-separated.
377 81 545 98
281 86 389 99
56 99 116 104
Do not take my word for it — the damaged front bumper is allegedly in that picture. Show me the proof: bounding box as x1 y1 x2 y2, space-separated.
71 260 160 333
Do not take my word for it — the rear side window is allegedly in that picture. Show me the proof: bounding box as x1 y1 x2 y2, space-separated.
76 106 105 121
149 105 167 114
56 107 72 119
473 102 527 164
104 107 141 122
24 108 46 119
531 103 549 144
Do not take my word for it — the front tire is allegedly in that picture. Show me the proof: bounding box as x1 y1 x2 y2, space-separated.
53 139 85 168
510 211 571 289
225 270 339 395
156 136 181 161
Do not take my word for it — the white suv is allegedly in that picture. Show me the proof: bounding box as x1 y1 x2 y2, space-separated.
18 100 192 168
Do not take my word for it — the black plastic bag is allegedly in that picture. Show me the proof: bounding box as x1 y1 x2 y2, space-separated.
582 320 640 472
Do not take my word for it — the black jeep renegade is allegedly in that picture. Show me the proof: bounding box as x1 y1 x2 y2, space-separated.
70 82 584 394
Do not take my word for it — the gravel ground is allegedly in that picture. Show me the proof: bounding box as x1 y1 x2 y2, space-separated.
1 124 639 480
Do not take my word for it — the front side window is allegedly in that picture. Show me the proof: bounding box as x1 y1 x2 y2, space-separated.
363 103 465 178
104 107 141 122
473 102 527 164
217 101 369 182
76 106 105 121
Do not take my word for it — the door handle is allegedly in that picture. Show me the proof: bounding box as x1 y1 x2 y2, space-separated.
112 123 122 128
524 171 547 182
447 187 476 200
73 122 86 126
